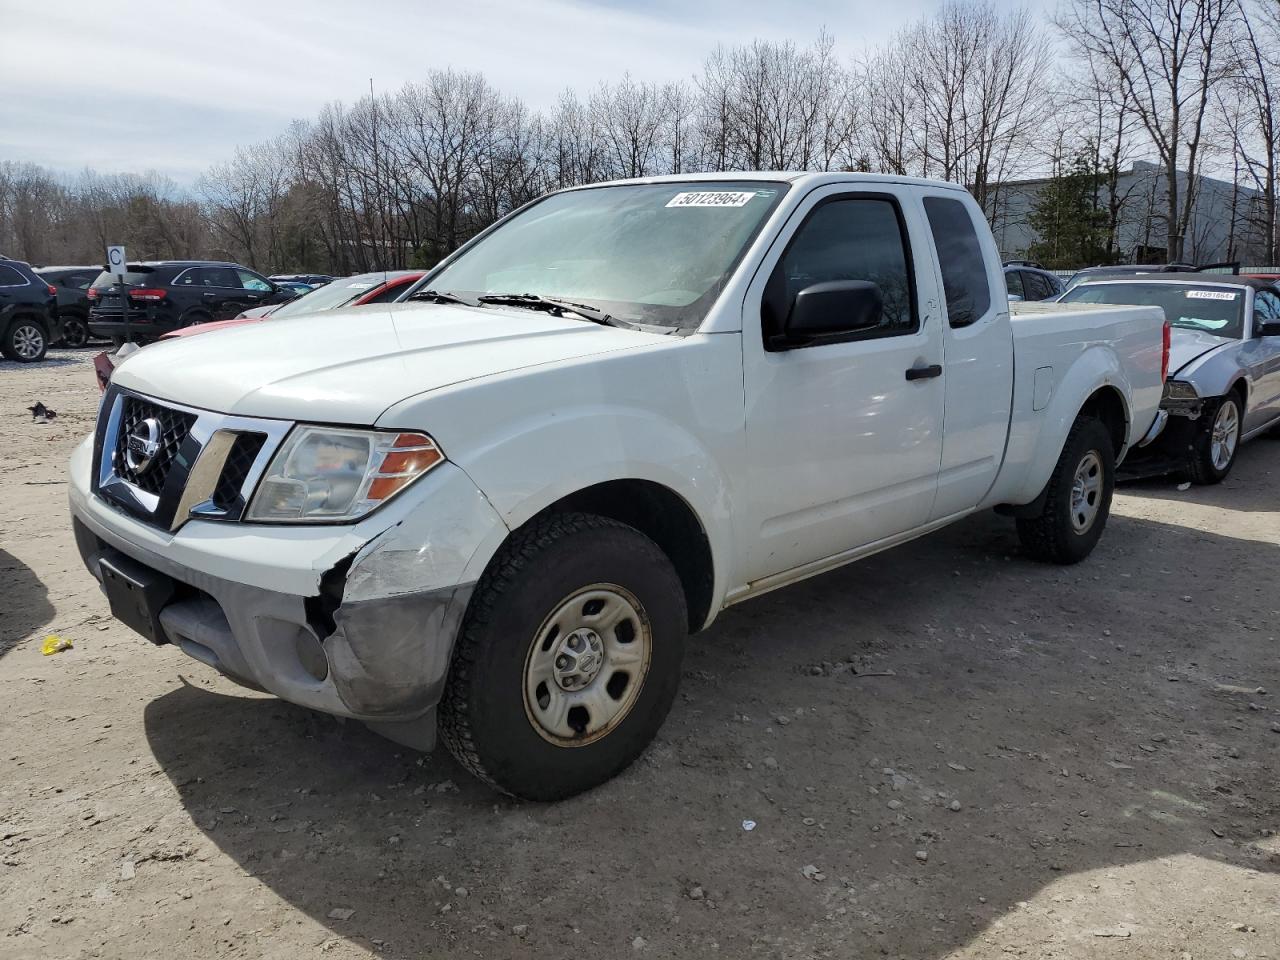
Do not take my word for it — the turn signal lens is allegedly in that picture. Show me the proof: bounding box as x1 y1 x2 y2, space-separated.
245 427 444 523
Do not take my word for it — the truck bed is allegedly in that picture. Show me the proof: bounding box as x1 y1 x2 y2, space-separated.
983 301 1166 507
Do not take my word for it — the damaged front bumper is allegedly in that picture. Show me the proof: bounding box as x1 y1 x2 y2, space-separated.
68 435 508 748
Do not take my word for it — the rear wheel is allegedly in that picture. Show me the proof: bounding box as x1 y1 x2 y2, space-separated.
59 316 89 348
1 318 48 363
440 512 687 800
1016 416 1115 564
1187 395 1241 485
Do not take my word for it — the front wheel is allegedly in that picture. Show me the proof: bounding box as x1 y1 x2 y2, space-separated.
440 512 687 800
1 318 49 363
1017 416 1115 564
1187 395 1241 485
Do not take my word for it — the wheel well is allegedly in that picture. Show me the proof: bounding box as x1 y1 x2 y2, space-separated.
530 480 714 632
1079 386 1127 457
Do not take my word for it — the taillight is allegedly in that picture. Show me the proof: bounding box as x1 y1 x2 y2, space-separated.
87 288 99 300
46 284 58 297
1161 320 1171 381
129 288 166 301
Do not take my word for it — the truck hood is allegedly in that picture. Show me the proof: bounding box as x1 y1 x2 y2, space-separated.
1168 328 1235 379
110 302 671 424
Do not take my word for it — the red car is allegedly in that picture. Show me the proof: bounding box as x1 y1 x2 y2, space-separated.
94 271 425 390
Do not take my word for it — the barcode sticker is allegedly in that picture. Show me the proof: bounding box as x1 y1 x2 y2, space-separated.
1186 290 1238 301
666 191 755 208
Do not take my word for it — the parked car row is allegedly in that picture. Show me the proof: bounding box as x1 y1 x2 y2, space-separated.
0 259 348 364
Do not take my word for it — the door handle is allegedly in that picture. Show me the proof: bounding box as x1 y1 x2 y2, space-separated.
905 364 942 381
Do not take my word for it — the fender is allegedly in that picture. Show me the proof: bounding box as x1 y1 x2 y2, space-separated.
1177 340 1252 402
376 335 745 617
986 344 1134 508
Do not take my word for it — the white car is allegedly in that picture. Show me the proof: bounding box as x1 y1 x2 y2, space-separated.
70 173 1166 799
1059 275 1280 482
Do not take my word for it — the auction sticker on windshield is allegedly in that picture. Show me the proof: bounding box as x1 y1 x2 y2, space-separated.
1186 290 1238 300
666 191 756 208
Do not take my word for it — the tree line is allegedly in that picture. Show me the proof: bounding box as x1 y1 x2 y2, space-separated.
3 0 1279 274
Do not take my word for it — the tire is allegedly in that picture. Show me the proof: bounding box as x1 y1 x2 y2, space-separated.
178 310 211 329
1 317 49 363
440 512 687 800
1187 394 1241 485
1016 416 1115 565
59 315 89 348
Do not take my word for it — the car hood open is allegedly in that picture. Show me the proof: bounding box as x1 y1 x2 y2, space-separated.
1168 328 1235 378
110 302 671 424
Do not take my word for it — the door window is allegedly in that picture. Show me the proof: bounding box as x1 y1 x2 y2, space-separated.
1255 290 1280 333
764 196 916 343
924 197 992 327
201 267 240 288
1004 270 1025 299
65 274 93 290
236 269 272 292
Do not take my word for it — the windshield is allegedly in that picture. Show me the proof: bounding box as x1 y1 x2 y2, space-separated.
269 275 385 318
425 181 788 328
1059 282 1246 339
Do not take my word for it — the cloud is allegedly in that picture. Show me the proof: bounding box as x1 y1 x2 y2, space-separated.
3 0 1043 182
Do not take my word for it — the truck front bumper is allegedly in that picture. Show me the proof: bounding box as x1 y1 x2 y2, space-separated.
68 435 508 748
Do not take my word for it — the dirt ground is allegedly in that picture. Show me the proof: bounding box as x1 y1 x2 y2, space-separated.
1 350 1278 960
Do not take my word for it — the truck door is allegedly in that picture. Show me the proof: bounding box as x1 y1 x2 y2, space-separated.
920 194 1015 521
740 185 946 584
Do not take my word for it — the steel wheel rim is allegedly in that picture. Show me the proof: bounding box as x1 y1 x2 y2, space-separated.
522 583 652 747
13 324 44 360
1211 401 1239 471
1069 450 1103 533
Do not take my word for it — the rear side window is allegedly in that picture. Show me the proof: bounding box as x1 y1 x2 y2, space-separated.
0 264 30 286
363 281 408 304
924 197 991 327
765 196 917 340
1024 271 1054 301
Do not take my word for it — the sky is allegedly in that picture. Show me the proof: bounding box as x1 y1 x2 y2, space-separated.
1 0 1054 185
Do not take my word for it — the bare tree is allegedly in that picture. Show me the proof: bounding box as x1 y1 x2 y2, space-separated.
1059 0 1241 262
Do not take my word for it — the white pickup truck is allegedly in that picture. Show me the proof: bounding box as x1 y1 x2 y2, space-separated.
70 173 1167 799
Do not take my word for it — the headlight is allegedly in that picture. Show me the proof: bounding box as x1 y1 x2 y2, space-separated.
246 426 443 523
1164 380 1199 401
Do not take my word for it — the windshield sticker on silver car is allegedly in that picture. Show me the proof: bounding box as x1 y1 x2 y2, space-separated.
666 191 755 208
1186 290 1238 301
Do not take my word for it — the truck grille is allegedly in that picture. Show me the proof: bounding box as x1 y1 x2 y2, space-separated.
93 388 288 531
212 432 266 510
113 395 197 495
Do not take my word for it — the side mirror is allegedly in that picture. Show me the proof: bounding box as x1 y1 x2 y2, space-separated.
784 280 883 341
1256 318 1280 337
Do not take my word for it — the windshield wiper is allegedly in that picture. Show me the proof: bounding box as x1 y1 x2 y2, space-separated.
409 288 479 306
476 293 624 328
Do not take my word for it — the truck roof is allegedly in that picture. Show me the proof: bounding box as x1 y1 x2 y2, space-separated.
564 171 973 193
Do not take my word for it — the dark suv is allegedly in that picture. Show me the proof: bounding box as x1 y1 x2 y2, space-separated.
0 258 61 363
87 261 294 343
34 265 98 347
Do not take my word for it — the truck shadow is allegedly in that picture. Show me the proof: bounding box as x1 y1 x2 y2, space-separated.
1118 431 1280 513
0 548 54 657
143 505 1279 957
